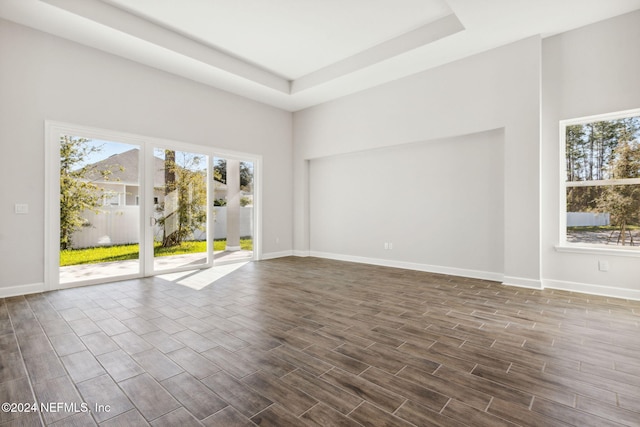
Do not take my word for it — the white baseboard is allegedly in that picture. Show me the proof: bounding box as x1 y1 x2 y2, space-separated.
308 251 503 282
0 282 45 298
3 262 636 303
544 279 640 301
292 250 310 257
261 250 294 260
302 252 638 301
502 276 543 290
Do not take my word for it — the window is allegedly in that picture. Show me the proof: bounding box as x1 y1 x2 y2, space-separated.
561 109 640 250
102 191 121 206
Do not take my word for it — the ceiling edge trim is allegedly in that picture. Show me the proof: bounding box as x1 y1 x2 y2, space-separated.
41 0 291 94
291 13 465 94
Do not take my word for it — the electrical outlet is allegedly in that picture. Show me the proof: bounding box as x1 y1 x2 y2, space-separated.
598 260 609 272
384 242 389 250
389 242 393 250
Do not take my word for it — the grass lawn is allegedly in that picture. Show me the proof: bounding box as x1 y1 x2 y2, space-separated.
567 225 640 232
61 239 253 266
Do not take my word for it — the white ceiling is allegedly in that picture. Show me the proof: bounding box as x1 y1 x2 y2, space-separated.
2 0 640 111
104 0 454 80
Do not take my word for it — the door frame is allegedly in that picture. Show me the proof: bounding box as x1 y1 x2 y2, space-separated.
45 121 262 291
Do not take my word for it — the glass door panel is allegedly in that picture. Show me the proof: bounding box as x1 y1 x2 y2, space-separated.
59 136 141 285
50 123 259 291
153 148 210 272
213 157 254 264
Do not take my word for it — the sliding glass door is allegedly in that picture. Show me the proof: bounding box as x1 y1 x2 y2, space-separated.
151 147 211 273
213 157 254 264
58 135 143 285
47 122 258 290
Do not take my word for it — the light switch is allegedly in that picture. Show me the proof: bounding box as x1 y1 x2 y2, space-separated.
15 204 28 214
598 260 609 272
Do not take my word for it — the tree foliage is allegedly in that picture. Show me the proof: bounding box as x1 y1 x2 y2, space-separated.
595 122 640 244
157 151 207 247
566 117 640 245
565 120 625 182
59 136 104 250
566 117 640 217
214 158 253 190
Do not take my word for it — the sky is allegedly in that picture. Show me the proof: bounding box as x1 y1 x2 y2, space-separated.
80 139 138 167
76 137 253 175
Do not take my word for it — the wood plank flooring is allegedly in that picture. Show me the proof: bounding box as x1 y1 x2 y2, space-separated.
1 257 640 426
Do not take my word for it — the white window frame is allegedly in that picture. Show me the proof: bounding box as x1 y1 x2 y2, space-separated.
557 107 640 257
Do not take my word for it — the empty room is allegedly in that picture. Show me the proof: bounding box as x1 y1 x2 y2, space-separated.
1 0 640 426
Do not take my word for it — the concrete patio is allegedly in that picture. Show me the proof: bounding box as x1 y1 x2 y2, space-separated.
60 250 253 286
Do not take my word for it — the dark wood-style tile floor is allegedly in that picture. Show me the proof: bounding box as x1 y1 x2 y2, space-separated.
1 257 640 426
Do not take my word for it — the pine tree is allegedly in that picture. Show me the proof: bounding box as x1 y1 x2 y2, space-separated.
596 119 640 245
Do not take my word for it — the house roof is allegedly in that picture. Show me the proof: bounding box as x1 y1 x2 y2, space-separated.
85 148 229 191
84 148 165 186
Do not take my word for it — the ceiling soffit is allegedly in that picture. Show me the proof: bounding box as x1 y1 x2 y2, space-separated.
40 0 464 95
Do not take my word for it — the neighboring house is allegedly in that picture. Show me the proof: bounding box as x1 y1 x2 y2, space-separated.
84 148 234 206
72 149 251 248
83 148 165 206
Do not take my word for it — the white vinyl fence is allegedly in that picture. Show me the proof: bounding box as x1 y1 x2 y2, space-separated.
567 212 610 227
70 206 253 249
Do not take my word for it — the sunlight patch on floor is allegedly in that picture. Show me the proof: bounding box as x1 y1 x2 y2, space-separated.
157 262 249 290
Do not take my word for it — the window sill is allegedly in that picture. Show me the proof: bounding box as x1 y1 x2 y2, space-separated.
555 244 640 258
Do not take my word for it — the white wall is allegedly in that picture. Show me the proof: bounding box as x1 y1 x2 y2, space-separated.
294 37 542 287
541 10 640 298
309 130 504 280
3 10 638 300
0 19 292 295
